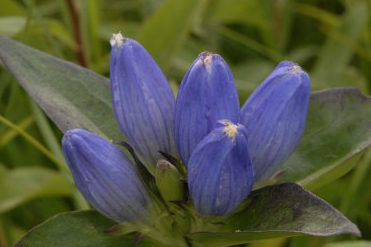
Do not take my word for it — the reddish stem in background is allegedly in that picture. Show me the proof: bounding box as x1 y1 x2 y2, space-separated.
66 0 87 67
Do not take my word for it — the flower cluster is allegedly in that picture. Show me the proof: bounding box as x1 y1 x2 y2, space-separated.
62 33 310 223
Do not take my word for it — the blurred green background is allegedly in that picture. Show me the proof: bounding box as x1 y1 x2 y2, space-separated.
0 0 371 246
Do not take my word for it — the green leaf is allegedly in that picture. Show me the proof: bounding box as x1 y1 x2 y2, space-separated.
281 88 371 190
0 35 122 140
0 167 72 213
136 0 208 70
13 210 165 247
188 183 360 247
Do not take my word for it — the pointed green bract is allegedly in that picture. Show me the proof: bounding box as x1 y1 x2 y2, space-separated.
155 159 184 203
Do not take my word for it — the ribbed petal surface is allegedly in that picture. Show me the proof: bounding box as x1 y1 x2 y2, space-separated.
62 129 151 223
110 35 177 170
188 121 254 216
240 61 310 183
175 52 240 166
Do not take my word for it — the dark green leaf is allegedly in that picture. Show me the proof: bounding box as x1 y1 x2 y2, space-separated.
0 35 121 140
13 210 165 247
188 183 360 247
281 88 371 190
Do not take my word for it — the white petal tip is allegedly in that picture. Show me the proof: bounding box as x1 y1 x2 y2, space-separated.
291 64 302 73
110 32 125 48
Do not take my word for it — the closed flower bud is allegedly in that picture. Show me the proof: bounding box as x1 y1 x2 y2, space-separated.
188 121 254 216
110 33 177 171
240 61 310 183
175 52 240 166
155 160 184 203
62 129 152 223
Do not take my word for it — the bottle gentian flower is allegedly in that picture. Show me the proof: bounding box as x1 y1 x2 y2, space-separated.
62 33 183 224
175 52 240 166
188 120 254 216
110 33 177 172
62 129 152 223
62 31 311 223
240 61 310 183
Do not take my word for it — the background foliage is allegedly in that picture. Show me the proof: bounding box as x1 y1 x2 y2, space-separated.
0 0 371 246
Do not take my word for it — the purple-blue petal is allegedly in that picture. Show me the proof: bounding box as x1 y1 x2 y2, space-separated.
240 61 310 183
188 121 254 216
175 52 240 166
62 128 152 223
110 35 177 170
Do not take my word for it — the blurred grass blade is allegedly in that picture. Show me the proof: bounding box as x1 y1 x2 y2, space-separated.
0 0 25 16
0 35 122 140
46 19 77 50
0 17 26 36
136 0 208 70
30 101 64 161
216 26 282 62
281 88 371 190
0 167 72 213
0 114 64 168
209 0 268 29
293 3 338 26
0 116 33 148
312 1 369 87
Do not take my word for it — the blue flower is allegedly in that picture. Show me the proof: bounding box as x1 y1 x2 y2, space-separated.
110 33 177 172
62 129 152 223
187 120 254 216
62 32 310 221
175 52 240 166
240 61 310 183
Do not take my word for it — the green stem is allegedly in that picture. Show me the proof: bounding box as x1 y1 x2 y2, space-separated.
137 204 189 247
0 116 34 148
0 114 66 171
